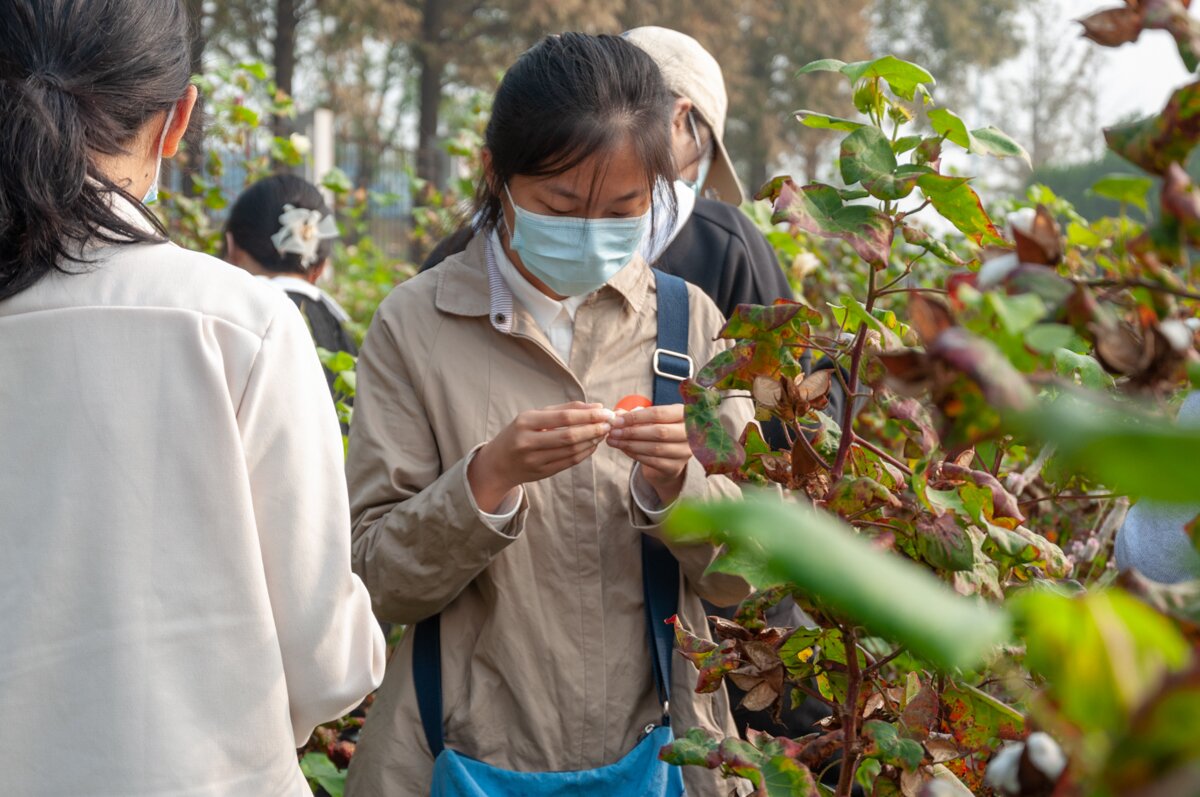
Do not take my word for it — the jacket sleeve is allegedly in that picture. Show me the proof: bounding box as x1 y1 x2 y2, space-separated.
346 305 528 625
237 303 386 747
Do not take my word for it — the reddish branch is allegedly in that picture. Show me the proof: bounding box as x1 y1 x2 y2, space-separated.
835 624 864 797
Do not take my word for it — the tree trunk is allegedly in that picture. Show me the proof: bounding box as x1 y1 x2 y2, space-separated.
415 0 445 191
272 0 300 156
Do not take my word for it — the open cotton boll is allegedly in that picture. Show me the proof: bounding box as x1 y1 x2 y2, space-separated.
1024 732 1067 783
984 742 1024 795
1007 207 1038 238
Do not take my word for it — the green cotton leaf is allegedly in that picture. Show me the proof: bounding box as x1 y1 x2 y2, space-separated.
231 105 260 127
718 738 769 783
1067 221 1103 248
985 292 1046 336
779 628 824 678
841 56 936 101
1011 587 1192 736
322 167 354 195
762 756 820 797
1023 324 1076 356
900 223 969 266
659 727 722 768
941 682 1026 752
894 135 924 154
841 127 930 200
300 753 347 797
863 720 925 771
681 380 745 475
795 110 865 133
831 294 902 348
772 181 895 268
928 108 974 150
1014 394 1200 502
918 174 1006 246
1053 349 1114 390
665 497 1010 671
239 61 270 81
1090 173 1156 213
796 58 849 77
969 126 1032 169
1104 80 1200 175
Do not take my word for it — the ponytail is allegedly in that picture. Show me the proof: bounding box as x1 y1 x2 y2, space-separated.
0 0 192 301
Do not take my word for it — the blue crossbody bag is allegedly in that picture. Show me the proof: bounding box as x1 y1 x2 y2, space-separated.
410 270 694 796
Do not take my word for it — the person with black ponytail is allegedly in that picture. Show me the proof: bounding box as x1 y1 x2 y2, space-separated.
0 2 385 794
224 174 358 399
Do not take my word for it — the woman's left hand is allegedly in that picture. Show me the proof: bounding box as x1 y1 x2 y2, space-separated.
606 404 692 506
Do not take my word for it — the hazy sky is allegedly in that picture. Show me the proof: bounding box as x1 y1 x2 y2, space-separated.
1063 0 1193 124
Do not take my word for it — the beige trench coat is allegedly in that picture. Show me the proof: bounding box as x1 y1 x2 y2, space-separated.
345 233 753 796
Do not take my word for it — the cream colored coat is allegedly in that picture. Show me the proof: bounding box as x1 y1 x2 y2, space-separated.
0 204 385 796
345 234 753 796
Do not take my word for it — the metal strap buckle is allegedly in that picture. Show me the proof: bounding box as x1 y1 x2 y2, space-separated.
653 348 694 381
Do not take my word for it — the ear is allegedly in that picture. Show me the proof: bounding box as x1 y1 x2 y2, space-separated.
306 260 327 285
671 97 693 134
224 232 243 265
163 84 200 159
481 148 498 194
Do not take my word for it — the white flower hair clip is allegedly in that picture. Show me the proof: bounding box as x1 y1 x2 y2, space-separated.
270 204 339 267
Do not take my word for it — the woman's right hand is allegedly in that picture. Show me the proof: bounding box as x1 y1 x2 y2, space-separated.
467 402 613 513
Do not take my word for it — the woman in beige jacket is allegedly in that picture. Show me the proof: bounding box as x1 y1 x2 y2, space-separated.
0 2 385 794
346 34 751 796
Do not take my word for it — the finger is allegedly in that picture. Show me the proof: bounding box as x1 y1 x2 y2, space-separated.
540 438 603 473
542 401 604 412
610 404 683 428
521 406 613 431
606 438 693 460
526 420 612 450
532 435 602 464
607 421 687 443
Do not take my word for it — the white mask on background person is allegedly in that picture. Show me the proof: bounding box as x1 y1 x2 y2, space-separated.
682 110 713 198
142 104 177 205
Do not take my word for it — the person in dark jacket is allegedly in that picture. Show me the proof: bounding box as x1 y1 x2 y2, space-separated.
224 175 358 401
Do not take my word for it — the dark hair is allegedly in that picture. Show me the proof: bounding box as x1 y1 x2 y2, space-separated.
474 33 676 234
224 175 336 275
0 0 193 301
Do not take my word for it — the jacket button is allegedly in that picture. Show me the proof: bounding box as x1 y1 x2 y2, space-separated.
495 313 507 324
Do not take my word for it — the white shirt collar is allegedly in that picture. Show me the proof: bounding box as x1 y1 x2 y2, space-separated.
260 274 351 323
488 229 588 331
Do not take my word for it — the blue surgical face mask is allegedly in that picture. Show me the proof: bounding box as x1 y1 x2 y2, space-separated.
504 184 650 297
142 105 177 205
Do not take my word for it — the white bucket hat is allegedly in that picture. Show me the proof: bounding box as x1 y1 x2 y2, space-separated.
623 26 746 207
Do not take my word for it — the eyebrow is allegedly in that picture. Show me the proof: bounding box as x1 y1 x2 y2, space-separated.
543 185 644 204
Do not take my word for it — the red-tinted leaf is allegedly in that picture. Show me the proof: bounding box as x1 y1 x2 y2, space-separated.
1145 0 1200 71
659 727 723 768
933 462 1026 523
932 328 1037 413
1079 6 1145 46
720 300 823 342
1012 205 1063 266
826 477 902 518
1162 161 1200 244
671 616 741 693
901 683 940 741
942 683 1026 752
682 380 746 475
772 179 895 267
1105 80 1200 175
915 513 976 572
695 342 759 390
909 294 956 345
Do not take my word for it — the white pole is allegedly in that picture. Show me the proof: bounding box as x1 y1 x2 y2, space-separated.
312 108 336 208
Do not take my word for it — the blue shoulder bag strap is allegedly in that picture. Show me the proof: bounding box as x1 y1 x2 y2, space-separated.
411 270 691 755
645 268 690 723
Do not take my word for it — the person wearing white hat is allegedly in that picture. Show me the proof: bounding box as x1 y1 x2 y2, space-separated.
621 26 795 319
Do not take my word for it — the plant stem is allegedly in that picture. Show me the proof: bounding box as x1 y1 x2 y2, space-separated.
836 624 863 797
863 646 905 675
852 435 913 476
1018 492 1118 508
1077 277 1200 302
